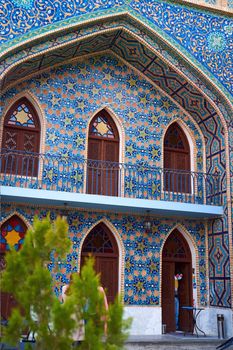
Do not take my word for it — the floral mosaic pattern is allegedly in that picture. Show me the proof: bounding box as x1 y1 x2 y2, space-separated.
11 0 34 9
130 0 233 94
1 0 232 95
0 203 209 306
0 0 123 45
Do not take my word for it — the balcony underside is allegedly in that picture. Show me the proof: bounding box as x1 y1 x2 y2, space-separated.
1 186 223 219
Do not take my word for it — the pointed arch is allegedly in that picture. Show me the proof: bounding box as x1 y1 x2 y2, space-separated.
162 118 205 175
160 224 199 280
79 218 124 301
0 92 45 178
86 109 120 196
163 122 191 193
160 224 200 309
0 91 46 179
1 211 31 230
85 106 125 168
161 227 195 332
0 213 29 253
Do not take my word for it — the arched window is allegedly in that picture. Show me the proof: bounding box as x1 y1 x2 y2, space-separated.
0 215 27 253
81 223 119 303
164 123 191 193
1 215 27 320
87 110 119 196
1 98 40 176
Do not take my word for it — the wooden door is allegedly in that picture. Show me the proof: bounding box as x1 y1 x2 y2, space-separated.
162 261 175 332
164 123 190 193
177 263 193 332
87 110 119 196
162 229 193 333
102 140 119 196
81 223 118 304
95 256 118 304
87 139 102 194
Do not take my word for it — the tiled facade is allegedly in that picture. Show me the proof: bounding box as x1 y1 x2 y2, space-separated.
0 0 232 336
1 55 204 172
1 51 231 307
1 54 209 304
1 203 208 307
1 1 232 95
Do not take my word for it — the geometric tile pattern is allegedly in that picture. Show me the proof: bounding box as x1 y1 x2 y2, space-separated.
1 16 231 180
1 29 227 179
1 53 230 307
0 203 208 306
1 0 233 95
208 218 231 307
0 28 228 182
2 54 204 173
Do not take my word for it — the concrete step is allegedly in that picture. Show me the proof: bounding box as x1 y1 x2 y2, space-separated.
125 334 223 350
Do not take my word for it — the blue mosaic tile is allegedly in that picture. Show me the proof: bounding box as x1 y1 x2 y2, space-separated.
0 52 231 307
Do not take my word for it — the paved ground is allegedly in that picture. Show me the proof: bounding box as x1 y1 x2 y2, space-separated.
125 333 226 350
1 333 231 350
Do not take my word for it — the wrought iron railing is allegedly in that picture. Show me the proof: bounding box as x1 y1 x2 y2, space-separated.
0 150 222 205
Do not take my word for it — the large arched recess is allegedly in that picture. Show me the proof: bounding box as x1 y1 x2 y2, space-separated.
0 14 232 308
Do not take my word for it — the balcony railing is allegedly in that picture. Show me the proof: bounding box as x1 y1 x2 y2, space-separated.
0 150 222 205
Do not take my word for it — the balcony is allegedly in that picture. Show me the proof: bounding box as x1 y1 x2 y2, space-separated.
0 150 223 218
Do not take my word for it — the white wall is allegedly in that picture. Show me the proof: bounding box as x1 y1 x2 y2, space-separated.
124 306 233 337
124 306 162 335
198 308 233 338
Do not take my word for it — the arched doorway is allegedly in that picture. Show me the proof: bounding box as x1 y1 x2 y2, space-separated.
87 110 119 196
0 215 27 321
1 97 41 177
162 229 193 333
81 223 119 304
164 123 191 193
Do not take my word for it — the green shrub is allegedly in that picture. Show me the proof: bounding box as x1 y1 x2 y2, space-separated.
1 215 131 350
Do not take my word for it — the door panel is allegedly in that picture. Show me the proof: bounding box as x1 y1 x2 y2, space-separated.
87 139 101 194
162 262 175 332
96 256 118 304
103 141 119 196
2 128 39 176
81 255 118 304
87 139 119 196
177 263 193 332
2 129 19 174
22 131 39 176
164 123 191 193
164 151 190 193
81 223 119 304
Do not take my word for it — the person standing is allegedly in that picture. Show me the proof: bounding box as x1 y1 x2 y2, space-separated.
98 286 108 335
174 273 183 330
